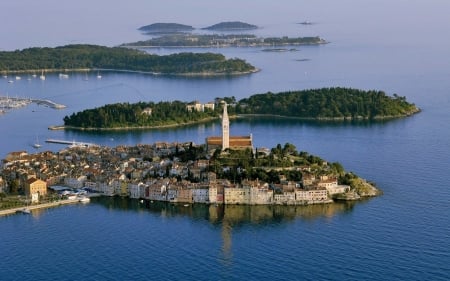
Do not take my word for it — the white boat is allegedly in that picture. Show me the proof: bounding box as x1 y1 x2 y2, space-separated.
8 80 14 83
96 72 102 79
33 135 42 148
59 73 69 79
15 76 21 80
78 196 90 203
32 74 37 78
40 70 46 80
20 208 31 214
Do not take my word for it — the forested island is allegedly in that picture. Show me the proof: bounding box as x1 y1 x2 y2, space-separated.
202 21 258 31
0 44 256 76
138 23 195 34
61 87 419 130
121 34 326 48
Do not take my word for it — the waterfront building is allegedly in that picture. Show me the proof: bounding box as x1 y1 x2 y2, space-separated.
190 183 210 203
25 178 47 201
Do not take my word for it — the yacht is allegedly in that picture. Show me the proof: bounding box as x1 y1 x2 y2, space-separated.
40 70 46 80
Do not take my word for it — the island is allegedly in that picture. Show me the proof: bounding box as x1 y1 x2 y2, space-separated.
0 44 256 76
0 140 381 216
202 21 258 31
61 87 419 130
138 23 195 34
122 34 327 48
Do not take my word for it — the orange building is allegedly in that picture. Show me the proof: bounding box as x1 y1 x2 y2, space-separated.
25 178 47 197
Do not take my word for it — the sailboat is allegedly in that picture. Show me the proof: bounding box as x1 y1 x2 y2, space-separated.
33 135 42 148
39 70 46 80
83 71 89 81
96 71 102 79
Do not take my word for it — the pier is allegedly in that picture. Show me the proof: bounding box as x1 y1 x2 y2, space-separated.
31 99 66 109
0 96 66 111
46 139 97 147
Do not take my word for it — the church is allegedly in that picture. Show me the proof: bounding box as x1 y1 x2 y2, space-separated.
206 102 253 151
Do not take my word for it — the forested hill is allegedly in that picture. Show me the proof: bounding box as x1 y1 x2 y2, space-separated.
234 88 419 119
62 88 419 130
0 44 256 75
63 101 220 129
202 21 258 30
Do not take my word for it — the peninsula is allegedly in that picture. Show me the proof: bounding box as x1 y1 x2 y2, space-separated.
122 34 327 48
61 88 419 130
0 44 256 76
0 140 380 216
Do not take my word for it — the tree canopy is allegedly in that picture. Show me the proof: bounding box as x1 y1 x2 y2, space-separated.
0 44 256 75
63 87 419 129
233 87 419 119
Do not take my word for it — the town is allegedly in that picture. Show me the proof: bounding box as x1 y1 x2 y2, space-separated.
0 104 374 211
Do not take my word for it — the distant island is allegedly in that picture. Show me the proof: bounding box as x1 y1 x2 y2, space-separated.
61 87 419 130
122 34 327 48
138 23 195 34
202 21 258 31
0 44 256 76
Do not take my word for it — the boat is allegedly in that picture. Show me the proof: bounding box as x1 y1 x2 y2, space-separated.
96 72 102 79
59 73 69 79
183 204 189 207
32 73 37 78
20 208 31 214
33 135 42 148
78 196 90 203
8 80 14 83
40 70 46 80
15 76 21 80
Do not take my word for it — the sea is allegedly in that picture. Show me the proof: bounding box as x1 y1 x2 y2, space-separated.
1 1 450 280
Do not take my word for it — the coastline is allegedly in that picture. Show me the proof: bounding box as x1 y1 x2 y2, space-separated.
1 67 259 77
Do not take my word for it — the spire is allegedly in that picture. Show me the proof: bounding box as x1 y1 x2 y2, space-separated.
222 102 229 150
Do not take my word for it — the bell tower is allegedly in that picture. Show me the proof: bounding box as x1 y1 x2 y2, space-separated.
222 102 229 150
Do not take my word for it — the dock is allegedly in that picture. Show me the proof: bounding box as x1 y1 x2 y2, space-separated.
0 199 80 217
46 139 97 147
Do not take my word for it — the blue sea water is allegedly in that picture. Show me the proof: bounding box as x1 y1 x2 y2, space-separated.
1 1 450 280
